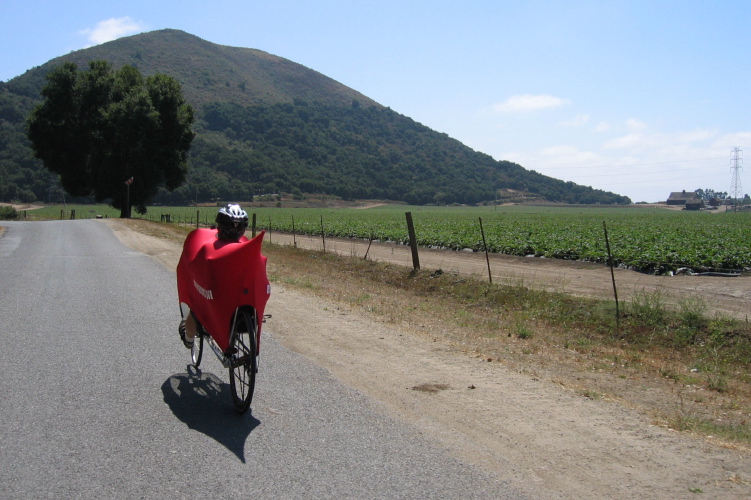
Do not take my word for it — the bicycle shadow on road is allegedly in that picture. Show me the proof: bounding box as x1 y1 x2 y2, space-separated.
161 367 260 463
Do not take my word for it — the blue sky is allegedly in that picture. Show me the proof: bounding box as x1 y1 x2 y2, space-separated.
3 0 750 203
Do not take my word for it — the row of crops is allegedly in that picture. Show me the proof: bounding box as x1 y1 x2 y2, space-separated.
255 206 751 274
24 203 751 273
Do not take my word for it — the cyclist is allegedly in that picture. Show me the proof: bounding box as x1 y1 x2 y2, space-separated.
178 204 249 348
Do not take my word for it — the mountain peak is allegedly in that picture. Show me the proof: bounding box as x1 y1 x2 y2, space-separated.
35 28 379 109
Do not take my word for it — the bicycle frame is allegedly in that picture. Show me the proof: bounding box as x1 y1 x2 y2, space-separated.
198 308 254 369
176 229 270 355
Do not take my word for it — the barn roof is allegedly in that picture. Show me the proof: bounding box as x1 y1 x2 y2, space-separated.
667 191 701 202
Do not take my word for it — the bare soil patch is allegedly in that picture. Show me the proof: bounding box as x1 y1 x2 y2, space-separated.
0 202 45 211
105 218 751 499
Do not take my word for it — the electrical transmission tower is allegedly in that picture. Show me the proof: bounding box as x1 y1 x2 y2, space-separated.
729 147 743 211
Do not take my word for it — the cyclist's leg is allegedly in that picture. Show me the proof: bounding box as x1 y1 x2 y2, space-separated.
190 318 204 368
179 311 198 348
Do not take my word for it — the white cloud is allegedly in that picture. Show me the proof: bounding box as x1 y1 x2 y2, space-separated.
600 119 650 151
603 127 720 153
79 17 146 46
491 94 570 113
712 132 751 149
675 129 718 143
594 122 610 133
558 113 589 127
626 118 647 132
602 133 642 150
489 136 735 203
540 145 600 164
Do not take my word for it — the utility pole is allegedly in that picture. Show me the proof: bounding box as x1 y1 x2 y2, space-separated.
730 147 743 212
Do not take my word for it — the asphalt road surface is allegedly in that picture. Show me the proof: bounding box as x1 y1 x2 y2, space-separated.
0 220 526 499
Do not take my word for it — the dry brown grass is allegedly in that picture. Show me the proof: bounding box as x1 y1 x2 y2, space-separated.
263 241 751 448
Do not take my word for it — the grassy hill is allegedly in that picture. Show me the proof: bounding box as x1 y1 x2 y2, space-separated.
9 29 376 109
0 29 631 206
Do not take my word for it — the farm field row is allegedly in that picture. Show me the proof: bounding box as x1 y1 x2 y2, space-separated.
27 203 751 273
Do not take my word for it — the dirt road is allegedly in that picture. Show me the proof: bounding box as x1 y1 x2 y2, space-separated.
107 220 751 499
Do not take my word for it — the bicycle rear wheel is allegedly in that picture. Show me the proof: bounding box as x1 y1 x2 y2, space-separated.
228 309 257 414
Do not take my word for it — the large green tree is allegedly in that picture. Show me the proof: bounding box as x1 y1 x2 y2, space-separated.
27 61 195 217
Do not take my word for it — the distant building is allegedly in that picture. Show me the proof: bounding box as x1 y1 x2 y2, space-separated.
667 190 704 210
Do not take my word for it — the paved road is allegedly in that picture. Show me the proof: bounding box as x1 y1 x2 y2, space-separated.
0 220 525 499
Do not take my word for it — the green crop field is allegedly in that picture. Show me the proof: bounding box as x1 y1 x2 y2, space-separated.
244 205 751 274
23 203 751 273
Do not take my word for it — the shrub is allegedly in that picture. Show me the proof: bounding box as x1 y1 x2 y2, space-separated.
0 206 19 220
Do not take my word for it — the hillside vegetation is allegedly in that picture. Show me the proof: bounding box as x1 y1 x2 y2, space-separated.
0 29 631 206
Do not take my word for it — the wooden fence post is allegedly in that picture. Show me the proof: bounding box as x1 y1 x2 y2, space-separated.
405 212 420 271
479 217 492 283
364 235 374 260
603 221 620 333
292 215 297 247
320 215 326 253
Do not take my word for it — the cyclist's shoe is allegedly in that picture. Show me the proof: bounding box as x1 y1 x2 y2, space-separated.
178 320 193 349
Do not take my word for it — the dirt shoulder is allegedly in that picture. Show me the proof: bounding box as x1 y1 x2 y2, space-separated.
106 219 751 499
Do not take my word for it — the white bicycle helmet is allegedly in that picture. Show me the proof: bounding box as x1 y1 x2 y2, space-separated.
215 203 248 240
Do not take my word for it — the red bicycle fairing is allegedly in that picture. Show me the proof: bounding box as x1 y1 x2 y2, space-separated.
176 229 270 352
